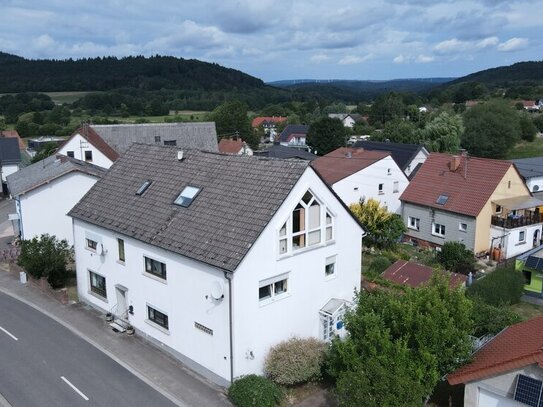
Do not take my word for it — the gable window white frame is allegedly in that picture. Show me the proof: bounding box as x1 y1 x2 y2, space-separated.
259 273 289 304
393 181 399 193
378 183 384 195
89 270 107 301
66 151 75 158
86 238 98 251
459 222 468 232
519 230 526 244
408 216 420 231
84 150 93 162
432 222 446 237
278 190 335 256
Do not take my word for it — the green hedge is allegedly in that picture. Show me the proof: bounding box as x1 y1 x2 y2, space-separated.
467 265 524 306
228 375 283 407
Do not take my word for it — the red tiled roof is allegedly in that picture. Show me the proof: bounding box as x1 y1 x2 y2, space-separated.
400 153 515 217
251 116 287 128
218 138 244 154
381 259 467 288
311 147 390 184
448 316 543 385
60 126 120 162
0 130 25 150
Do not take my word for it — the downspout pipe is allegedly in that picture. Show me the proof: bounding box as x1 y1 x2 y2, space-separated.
224 271 234 384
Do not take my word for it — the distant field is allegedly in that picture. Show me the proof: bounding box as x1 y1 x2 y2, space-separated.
44 91 97 104
507 136 543 159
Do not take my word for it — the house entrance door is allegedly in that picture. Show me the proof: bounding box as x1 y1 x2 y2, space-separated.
534 229 541 247
115 285 128 320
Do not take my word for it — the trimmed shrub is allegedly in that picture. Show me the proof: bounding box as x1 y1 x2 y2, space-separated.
438 242 475 274
264 337 327 385
466 265 525 306
228 375 283 407
471 298 522 337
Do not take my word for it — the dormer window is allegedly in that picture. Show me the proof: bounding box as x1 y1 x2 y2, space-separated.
174 186 201 207
278 190 334 255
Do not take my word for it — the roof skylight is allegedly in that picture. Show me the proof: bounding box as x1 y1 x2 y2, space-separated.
136 180 152 196
436 194 449 205
174 185 201 207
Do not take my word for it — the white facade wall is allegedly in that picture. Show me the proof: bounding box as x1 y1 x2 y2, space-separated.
231 168 363 378
490 223 543 259
58 133 113 169
72 167 363 385
331 156 408 213
2 164 19 182
404 149 429 177
342 117 355 128
17 172 99 245
73 220 231 385
280 137 306 147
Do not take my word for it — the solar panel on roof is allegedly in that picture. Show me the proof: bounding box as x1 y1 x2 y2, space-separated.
436 194 449 205
514 374 543 407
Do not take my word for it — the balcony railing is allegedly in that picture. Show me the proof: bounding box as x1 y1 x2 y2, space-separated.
491 213 541 228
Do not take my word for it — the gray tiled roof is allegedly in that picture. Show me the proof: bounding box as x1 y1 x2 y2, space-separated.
511 157 543 179
69 144 309 272
7 155 107 196
0 138 21 165
279 125 309 142
91 122 219 155
254 145 317 160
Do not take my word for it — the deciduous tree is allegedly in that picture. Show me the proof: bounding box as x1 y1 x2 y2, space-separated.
306 117 345 155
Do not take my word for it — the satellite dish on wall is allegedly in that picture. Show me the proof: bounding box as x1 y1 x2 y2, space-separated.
210 281 224 300
97 243 104 256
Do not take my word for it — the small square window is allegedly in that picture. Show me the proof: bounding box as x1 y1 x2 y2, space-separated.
408 216 420 231
147 305 168 330
432 223 446 237
86 238 97 251
378 183 384 194
459 223 467 232
495 205 502 214
519 230 526 243
174 186 201 207
66 151 75 158
325 256 336 277
84 150 93 162
155 136 161 143
144 256 167 279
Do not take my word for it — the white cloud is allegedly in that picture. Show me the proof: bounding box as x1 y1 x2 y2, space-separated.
393 54 407 64
338 54 373 65
498 37 529 52
434 38 469 54
476 36 499 48
416 54 434 63
310 53 329 63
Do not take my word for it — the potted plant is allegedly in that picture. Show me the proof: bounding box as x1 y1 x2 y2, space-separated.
126 325 135 335
105 312 113 322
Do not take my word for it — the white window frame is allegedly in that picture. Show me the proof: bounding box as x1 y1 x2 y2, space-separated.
408 216 420 231
88 270 107 301
325 255 336 279
277 190 335 256
143 256 167 280
378 183 384 195
86 238 97 251
259 273 289 304
432 222 446 237
519 230 526 243
146 304 169 333
459 222 468 232
495 205 502 214
393 181 399 193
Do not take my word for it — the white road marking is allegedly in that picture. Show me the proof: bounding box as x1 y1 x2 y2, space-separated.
61 376 89 401
0 326 18 341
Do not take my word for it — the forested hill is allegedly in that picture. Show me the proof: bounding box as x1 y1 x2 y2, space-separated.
449 61 543 85
0 52 267 93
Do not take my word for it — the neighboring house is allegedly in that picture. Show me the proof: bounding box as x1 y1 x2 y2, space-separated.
57 122 219 169
218 138 253 156
516 244 543 297
27 136 66 154
254 144 317 160
6 155 106 245
278 125 309 148
311 147 409 213
353 140 429 178
518 100 540 112
0 130 25 151
381 259 466 288
0 138 22 184
251 116 287 141
448 316 543 407
401 153 543 259
510 157 543 197
327 113 365 128
68 144 365 386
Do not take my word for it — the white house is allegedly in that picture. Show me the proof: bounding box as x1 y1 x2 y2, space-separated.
278 125 309 148
57 122 219 169
448 316 543 407
6 155 106 245
68 144 365 386
327 114 356 128
353 140 429 178
312 147 409 213
511 157 543 194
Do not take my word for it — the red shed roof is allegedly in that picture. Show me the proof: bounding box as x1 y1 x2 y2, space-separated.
218 138 244 154
381 259 466 288
448 316 543 385
251 116 287 128
311 147 391 184
400 153 516 217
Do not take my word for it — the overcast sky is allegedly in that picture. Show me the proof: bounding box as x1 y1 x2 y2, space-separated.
0 0 541 82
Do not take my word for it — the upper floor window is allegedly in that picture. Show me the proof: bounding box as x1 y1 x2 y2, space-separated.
408 216 420 231
259 274 289 302
84 150 93 162
278 190 334 255
164 140 177 146
118 238 125 262
144 256 166 280
393 181 399 193
432 222 446 237
86 238 97 251
378 183 384 194
66 151 74 158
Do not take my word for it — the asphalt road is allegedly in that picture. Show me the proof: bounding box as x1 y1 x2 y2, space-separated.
0 291 177 407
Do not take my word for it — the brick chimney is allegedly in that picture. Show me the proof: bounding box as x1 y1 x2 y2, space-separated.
450 155 461 171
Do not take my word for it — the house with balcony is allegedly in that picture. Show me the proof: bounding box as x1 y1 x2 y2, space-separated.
311 147 409 213
68 144 365 386
510 157 543 211
278 125 309 148
401 153 543 259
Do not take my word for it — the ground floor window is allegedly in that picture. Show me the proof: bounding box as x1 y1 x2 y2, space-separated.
89 270 106 299
147 305 169 330
408 216 420 231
